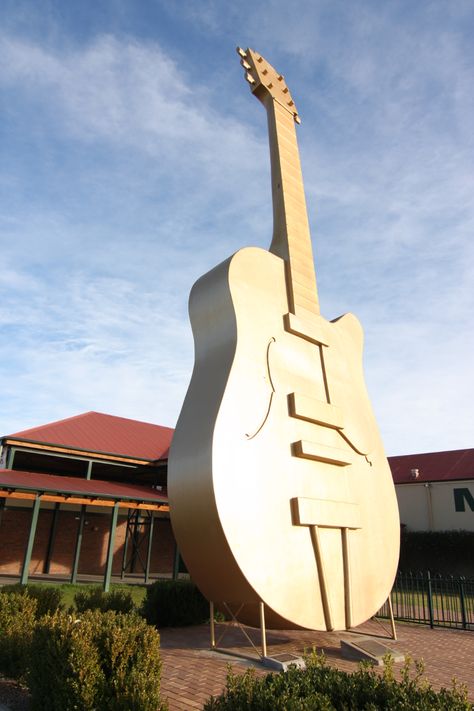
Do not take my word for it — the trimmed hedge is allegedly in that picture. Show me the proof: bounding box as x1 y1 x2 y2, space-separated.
28 610 164 711
0 592 37 679
0 583 63 617
141 579 209 627
204 652 472 710
399 530 474 576
74 586 135 614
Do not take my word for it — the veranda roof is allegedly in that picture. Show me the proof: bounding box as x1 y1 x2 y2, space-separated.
0 468 169 511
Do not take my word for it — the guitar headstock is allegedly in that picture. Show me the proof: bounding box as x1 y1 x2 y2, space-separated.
236 47 301 124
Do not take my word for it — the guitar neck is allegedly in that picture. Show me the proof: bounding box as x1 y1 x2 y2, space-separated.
263 93 320 317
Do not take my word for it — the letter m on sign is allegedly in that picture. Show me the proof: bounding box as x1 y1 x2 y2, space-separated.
454 488 474 512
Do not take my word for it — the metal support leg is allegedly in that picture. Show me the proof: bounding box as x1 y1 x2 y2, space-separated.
210 601 216 648
210 601 268 662
103 502 119 592
145 512 154 584
20 495 41 585
259 601 267 658
71 505 86 583
43 503 60 574
388 595 397 640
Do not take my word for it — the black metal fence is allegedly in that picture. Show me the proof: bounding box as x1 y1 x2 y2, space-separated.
378 571 474 630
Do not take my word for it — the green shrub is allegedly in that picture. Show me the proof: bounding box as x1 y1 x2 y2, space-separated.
28 611 102 710
0 592 37 679
140 579 209 627
93 611 164 710
1 583 63 617
74 586 135 613
204 652 472 710
28 609 164 711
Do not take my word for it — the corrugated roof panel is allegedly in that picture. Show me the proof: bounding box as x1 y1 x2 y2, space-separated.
4 411 173 461
0 468 168 503
388 449 474 484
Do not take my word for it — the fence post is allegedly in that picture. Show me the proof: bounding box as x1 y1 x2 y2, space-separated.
427 570 434 629
459 578 467 630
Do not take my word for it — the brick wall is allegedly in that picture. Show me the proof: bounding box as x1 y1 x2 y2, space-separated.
0 505 175 579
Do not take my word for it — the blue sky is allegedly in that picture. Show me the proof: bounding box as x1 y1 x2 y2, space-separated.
0 0 473 456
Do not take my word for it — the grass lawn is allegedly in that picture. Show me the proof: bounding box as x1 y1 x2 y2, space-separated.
0 580 149 611
60 582 149 609
377 587 474 628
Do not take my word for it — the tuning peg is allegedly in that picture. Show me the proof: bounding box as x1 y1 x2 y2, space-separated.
240 59 251 70
295 115 301 125
245 72 255 85
236 47 247 58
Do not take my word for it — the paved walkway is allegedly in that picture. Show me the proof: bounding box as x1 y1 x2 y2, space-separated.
159 619 474 710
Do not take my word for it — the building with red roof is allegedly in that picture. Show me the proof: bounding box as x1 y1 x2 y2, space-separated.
4 410 173 462
388 448 474 531
0 412 178 589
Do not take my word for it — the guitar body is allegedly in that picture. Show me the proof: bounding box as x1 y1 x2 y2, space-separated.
169 246 399 630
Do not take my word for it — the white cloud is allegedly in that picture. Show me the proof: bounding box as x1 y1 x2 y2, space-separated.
0 31 272 267
0 33 262 175
0 264 191 434
0 3 473 456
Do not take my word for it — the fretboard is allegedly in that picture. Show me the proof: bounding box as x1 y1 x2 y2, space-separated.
263 93 319 317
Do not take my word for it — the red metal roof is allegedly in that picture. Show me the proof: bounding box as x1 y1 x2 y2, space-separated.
3 412 173 462
0 468 168 504
389 449 474 485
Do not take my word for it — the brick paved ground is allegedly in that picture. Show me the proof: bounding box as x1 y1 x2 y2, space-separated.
159 619 474 710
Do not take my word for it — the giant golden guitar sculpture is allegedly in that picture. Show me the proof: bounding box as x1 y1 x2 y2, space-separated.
168 48 400 631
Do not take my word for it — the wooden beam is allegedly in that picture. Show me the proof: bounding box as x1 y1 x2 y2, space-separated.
0 490 168 512
3 440 157 465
